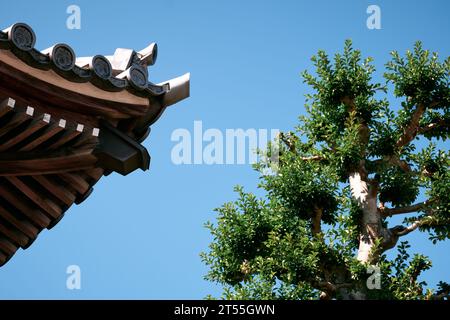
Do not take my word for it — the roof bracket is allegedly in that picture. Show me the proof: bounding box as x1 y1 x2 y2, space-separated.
94 121 150 176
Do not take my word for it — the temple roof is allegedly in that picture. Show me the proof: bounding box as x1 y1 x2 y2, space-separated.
0 23 190 267
1 23 178 98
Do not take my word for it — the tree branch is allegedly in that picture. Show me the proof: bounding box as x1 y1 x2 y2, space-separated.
341 97 370 173
396 100 441 149
396 103 426 148
430 291 450 300
390 208 437 237
279 132 297 153
312 206 323 235
391 157 412 173
418 118 449 134
301 155 324 161
317 281 354 300
341 96 356 111
371 156 412 173
395 220 422 236
279 133 325 161
379 200 432 217
341 96 370 145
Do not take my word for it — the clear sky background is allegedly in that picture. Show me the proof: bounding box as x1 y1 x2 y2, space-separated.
0 0 448 299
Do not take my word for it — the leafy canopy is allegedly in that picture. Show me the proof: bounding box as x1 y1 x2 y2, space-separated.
202 40 449 300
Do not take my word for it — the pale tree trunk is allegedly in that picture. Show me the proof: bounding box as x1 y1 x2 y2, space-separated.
346 169 381 300
349 171 380 263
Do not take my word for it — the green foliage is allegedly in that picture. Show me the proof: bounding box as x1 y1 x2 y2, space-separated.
379 167 420 206
385 42 450 145
262 154 339 224
406 145 450 243
368 113 397 157
201 184 353 299
302 40 383 124
417 161 450 243
386 242 433 299
202 41 449 300
360 242 435 300
385 42 449 106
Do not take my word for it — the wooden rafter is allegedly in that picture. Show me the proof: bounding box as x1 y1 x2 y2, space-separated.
5 176 62 219
0 205 38 239
0 184 50 228
0 152 97 176
31 175 76 206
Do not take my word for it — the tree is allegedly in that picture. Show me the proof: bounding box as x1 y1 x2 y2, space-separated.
201 41 450 300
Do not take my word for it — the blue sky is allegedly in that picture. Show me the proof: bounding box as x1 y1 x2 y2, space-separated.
0 0 448 299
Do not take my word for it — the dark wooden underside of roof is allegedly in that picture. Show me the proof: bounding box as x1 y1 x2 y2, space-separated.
0 22 189 267
0 96 103 266
0 92 155 266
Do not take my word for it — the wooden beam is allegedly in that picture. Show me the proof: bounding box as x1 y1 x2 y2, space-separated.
0 112 50 152
0 220 29 247
0 151 97 176
95 120 150 175
0 237 17 256
0 205 38 239
59 173 90 195
31 175 76 206
85 168 104 181
0 251 7 265
5 176 62 219
72 131 98 148
19 121 65 152
45 129 81 151
0 97 15 119
0 184 50 228
0 112 31 139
